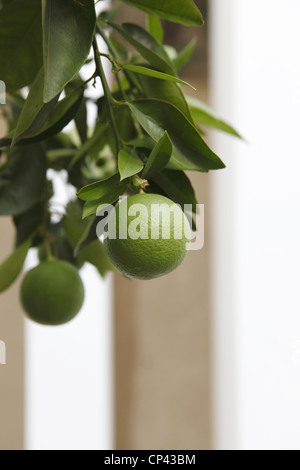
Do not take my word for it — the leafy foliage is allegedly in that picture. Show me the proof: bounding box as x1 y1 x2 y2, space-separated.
0 0 240 295
0 0 43 92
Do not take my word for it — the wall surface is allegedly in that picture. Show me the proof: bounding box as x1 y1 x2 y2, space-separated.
0 218 24 450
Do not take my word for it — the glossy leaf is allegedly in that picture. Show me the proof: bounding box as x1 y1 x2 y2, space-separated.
118 0 204 26
123 64 195 90
106 21 174 74
13 69 59 145
186 96 242 138
82 200 104 220
27 87 84 142
146 14 163 43
63 199 91 248
118 148 144 180
0 0 43 92
128 136 156 150
42 0 96 102
142 131 172 178
77 174 127 202
0 237 31 293
129 99 225 172
152 169 198 212
0 144 47 215
138 75 194 123
78 240 116 276
173 37 197 72
83 194 120 219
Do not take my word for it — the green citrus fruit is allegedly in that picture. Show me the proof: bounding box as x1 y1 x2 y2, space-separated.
20 260 85 326
103 193 191 280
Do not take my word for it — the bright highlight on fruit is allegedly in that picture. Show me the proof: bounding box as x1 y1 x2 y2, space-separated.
20 260 85 326
103 194 191 280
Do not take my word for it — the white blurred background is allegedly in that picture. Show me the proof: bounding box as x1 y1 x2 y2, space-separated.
1 0 300 451
210 0 300 450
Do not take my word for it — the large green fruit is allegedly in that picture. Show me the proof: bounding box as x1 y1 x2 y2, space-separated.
103 193 191 280
20 260 85 326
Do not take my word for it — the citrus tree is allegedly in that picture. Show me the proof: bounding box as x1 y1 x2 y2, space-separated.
0 0 239 325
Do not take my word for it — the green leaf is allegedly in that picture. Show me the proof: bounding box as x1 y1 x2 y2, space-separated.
105 31 129 63
0 0 43 92
74 216 96 256
118 148 144 181
78 240 116 277
118 0 204 26
105 21 174 74
138 75 194 123
186 96 242 138
94 106 137 157
83 197 117 220
0 132 13 148
173 37 197 72
52 236 78 266
0 0 16 7
151 169 198 212
12 69 59 145
0 237 31 293
69 121 110 169
80 174 128 219
82 200 104 219
14 202 45 247
123 65 195 90
128 136 156 150
42 0 96 102
129 99 225 172
142 131 172 179
26 87 84 142
63 199 91 248
0 144 47 216
74 98 88 144
69 106 136 169
77 174 127 202
146 13 163 43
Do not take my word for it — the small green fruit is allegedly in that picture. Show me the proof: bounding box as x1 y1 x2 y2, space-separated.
20 260 85 326
103 193 191 280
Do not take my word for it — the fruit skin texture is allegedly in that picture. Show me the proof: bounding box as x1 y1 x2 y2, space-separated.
20 260 85 326
104 193 191 280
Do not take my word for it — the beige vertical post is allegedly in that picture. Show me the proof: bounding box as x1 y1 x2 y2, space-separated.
115 173 212 450
0 218 24 450
114 2 211 450
0 113 24 450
